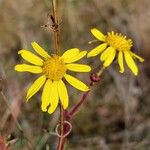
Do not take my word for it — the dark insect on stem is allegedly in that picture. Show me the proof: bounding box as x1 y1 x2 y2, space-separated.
41 13 62 32
49 14 62 32
50 14 55 24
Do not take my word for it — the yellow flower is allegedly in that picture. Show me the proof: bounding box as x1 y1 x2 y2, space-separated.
87 28 144 75
15 42 91 114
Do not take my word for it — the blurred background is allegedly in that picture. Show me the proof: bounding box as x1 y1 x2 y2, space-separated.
0 0 150 149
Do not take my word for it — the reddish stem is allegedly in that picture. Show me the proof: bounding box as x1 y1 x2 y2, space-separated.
59 72 102 149
57 105 64 150
68 90 91 119
59 89 91 149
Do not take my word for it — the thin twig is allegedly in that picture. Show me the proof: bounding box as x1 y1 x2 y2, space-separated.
68 90 90 118
0 91 33 150
57 104 64 150
52 0 61 55
0 92 22 131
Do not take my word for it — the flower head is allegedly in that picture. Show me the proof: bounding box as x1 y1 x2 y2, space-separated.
87 28 144 75
15 42 91 114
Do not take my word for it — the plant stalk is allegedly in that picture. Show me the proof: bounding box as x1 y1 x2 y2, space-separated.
51 0 64 149
52 0 61 56
61 67 105 148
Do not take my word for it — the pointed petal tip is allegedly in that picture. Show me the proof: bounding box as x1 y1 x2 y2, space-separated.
62 104 68 110
88 66 92 72
133 70 138 76
85 87 90 91
26 92 33 101
91 28 97 32
103 63 108 68
26 76 46 103
124 51 139 76
140 58 144 62
14 65 18 71
64 74 90 92
130 64 138 76
130 51 144 62
48 109 54 114
90 28 105 41
26 97 30 102
89 44 108 59
41 106 47 112
31 41 36 44
82 50 87 55
31 41 39 47
18 49 26 54
18 50 22 54
14 64 42 73
31 42 36 47
119 70 124 74
80 50 87 57
87 53 92 58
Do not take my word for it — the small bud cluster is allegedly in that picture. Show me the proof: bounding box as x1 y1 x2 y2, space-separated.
90 73 100 83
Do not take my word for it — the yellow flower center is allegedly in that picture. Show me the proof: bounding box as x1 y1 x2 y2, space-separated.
105 32 133 51
42 55 67 80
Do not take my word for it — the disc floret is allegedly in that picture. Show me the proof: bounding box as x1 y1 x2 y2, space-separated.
105 32 133 51
43 55 67 80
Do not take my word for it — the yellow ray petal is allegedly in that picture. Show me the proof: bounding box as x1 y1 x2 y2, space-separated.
31 42 50 59
100 47 113 61
118 51 124 73
62 48 80 60
87 43 107 58
48 81 59 114
64 51 87 63
130 51 144 62
58 80 68 109
91 28 106 41
41 79 52 112
18 50 43 66
64 74 89 91
103 47 116 67
66 63 91 72
124 51 138 75
26 75 46 101
15 64 42 74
